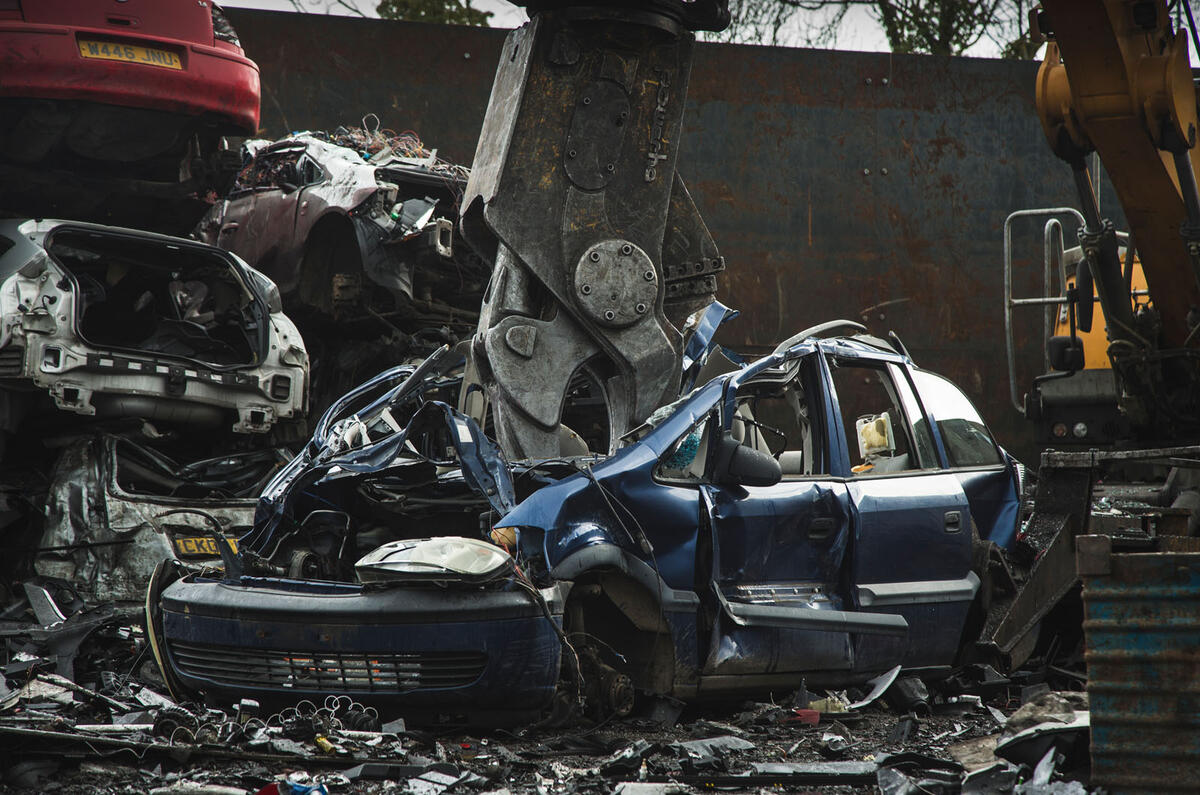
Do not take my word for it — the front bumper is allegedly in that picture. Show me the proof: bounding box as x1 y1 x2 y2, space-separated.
159 576 563 724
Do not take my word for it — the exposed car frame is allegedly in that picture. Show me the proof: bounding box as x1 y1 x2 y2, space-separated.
0 219 308 435
153 350 565 725
196 133 487 336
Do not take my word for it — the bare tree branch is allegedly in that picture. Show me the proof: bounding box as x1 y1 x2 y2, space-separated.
712 0 1045 57
285 0 371 16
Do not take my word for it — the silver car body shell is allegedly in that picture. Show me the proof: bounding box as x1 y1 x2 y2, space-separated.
36 435 256 604
0 219 308 433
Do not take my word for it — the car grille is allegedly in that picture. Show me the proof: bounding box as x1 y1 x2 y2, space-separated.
0 346 24 377
168 641 487 692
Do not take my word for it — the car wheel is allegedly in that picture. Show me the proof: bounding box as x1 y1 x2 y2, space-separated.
292 217 362 322
564 574 675 720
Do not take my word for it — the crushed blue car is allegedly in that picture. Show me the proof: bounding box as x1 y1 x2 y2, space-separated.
149 325 1020 724
500 329 1021 711
148 347 567 725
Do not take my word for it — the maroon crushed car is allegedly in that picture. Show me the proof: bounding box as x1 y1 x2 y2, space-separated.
196 130 490 411
0 0 260 232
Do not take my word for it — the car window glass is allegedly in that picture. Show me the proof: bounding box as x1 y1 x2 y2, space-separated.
911 370 1003 467
299 156 323 185
236 150 303 191
656 414 712 482
828 358 931 476
887 363 938 468
733 372 823 477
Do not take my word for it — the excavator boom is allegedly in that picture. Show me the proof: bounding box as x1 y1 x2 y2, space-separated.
1036 0 1200 435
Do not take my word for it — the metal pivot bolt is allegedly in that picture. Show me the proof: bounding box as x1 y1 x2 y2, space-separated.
574 240 657 329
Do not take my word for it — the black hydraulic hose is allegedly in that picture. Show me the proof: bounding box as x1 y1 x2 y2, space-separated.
1172 150 1200 228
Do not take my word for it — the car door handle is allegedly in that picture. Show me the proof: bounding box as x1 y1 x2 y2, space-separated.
944 511 962 533
809 517 835 539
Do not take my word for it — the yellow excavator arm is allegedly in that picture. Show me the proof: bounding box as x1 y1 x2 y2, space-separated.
1035 0 1200 432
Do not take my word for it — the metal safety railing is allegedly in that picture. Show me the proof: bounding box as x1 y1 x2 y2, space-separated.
1003 207 1085 414
1003 208 1148 414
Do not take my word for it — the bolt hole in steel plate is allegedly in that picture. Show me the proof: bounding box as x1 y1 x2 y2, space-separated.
564 81 630 191
574 240 657 328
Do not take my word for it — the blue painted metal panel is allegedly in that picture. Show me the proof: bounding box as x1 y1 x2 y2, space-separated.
847 474 973 667
704 479 851 590
1082 549 1200 792
162 582 561 715
954 465 1020 547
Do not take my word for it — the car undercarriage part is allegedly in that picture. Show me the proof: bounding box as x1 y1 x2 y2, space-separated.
459 0 730 458
579 642 635 719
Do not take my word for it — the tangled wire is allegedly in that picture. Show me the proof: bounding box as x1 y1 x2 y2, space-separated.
315 113 472 183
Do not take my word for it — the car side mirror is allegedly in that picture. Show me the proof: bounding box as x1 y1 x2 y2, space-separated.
1047 335 1085 372
713 432 782 487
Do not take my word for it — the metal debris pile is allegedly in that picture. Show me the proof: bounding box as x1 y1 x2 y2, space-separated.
0 620 1092 794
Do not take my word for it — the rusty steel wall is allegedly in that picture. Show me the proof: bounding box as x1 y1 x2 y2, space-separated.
1079 539 1200 792
227 9 1125 462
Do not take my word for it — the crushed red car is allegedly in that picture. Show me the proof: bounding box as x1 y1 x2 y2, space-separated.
0 0 260 232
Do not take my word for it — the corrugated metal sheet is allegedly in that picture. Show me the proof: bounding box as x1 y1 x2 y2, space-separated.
1081 543 1200 792
225 9 1129 462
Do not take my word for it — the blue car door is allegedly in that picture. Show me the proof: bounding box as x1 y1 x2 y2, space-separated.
909 368 1020 549
823 351 978 671
700 354 907 679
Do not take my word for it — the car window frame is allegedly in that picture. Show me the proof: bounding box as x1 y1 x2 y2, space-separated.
886 362 941 470
823 353 941 480
653 410 717 485
724 359 832 481
298 154 325 187
910 368 1006 471
230 145 309 196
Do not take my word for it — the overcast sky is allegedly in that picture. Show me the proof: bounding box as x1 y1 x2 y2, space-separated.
220 0 1011 57
223 0 529 27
